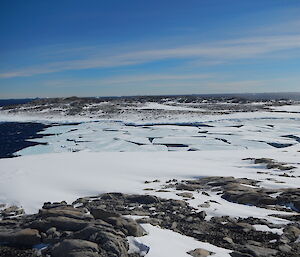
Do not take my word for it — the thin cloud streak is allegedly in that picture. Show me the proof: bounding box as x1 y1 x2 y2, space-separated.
45 73 213 87
38 76 300 97
1 34 300 79
44 74 299 89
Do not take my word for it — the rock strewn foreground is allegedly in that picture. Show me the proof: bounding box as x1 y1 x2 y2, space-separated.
0 176 299 257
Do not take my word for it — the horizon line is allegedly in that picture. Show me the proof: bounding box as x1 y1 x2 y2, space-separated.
1 91 300 101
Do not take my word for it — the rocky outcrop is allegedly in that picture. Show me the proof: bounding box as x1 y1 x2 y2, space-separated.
0 201 144 257
0 176 299 257
250 158 296 171
171 175 300 212
78 190 299 257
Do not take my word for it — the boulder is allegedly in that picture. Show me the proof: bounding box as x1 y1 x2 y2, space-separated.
39 207 93 220
90 207 120 221
71 225 129 256
187 248 214 257
176 192 194 199
106 217 147 237
176 184 199 191
30 216 89 232
222 191 276 207
283 225 300 241
51 239 99 257
0 228 41 246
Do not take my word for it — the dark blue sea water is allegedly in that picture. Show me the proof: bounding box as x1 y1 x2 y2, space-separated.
0 99 50 158
0 122 51 158
0 98 34 107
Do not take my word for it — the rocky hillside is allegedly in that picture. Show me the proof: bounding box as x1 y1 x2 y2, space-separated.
1 96 297 121
0 175 299 257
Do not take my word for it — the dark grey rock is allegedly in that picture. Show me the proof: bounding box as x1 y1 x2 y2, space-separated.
245 244 278 257
30 216 89 232
39 206 93 220
126 194 159 204
197 211 206 220
90 207 120 221
51 239 99 257
278 244 292 253
0 228 41 246
106 217 147 237
230 252 253 257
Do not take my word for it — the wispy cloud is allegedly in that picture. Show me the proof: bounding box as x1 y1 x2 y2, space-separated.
33 75 300 97
44 73 213 87
1 34 300 79
43 73 300 90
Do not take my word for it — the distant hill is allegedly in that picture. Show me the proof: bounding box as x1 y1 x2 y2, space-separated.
1 92 300 106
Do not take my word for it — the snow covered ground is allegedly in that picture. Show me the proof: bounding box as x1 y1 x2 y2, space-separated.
128 224 232 257
270 104 300 113
0 101 299 257
0 145 299 212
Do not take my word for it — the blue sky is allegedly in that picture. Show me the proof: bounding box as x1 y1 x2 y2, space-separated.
1 0 300 98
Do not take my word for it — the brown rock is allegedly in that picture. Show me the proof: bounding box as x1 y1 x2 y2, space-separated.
187 248 214 257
